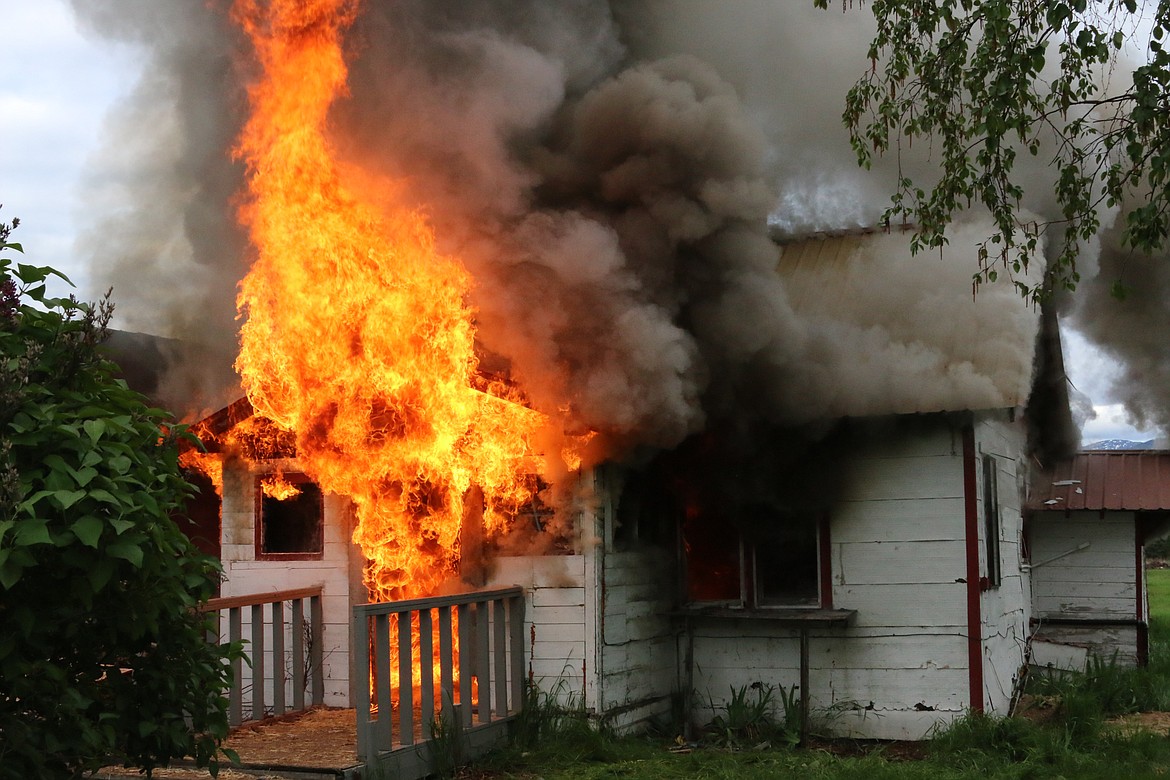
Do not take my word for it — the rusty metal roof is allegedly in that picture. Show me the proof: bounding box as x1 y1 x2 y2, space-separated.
1028 451 1170 511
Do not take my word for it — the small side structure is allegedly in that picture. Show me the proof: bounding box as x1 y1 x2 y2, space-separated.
1027 451 1170 667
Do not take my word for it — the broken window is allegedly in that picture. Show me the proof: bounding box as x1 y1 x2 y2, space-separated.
983 454 1002 588
255 473 324 560
683 511 824 608
753 519 820 607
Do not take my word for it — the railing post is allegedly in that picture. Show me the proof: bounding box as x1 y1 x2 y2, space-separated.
251 603 265 720
310 594 324 706
354 609 372 762
229 607 243 727
292 598 306 711
272 600 286 716
492 598 507 719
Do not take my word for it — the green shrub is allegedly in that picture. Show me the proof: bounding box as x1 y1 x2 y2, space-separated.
0 219 240 777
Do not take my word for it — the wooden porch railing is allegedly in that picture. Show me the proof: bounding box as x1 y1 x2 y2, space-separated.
200 586 325 726
353 587 526 762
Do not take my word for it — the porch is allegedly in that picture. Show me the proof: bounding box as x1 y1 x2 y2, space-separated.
96 586 526 780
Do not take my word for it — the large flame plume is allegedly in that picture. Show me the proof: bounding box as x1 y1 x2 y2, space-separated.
230 0 549 602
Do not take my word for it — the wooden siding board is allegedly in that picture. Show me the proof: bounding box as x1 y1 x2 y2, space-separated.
831 498 965 543
840 455 964 502
838 540 966 585
832 583 967 628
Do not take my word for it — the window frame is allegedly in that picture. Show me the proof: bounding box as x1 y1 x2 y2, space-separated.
982 454 1002 588
682 514 830 610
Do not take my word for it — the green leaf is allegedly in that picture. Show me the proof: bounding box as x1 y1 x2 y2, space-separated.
107 541 144 568
13 520 52 546
109 518 136 536
52 490 87 510
72 516 103 548
88 557 114 592
82 419 106 443
0 561 22 589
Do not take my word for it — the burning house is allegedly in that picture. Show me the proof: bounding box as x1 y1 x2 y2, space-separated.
68 0 1170 760
173 222 1071 743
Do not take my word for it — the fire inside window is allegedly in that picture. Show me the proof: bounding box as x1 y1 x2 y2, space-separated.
683 511 822 608
255 473 324 560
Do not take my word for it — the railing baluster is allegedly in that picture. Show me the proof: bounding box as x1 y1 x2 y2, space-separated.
292 598 305 711
374 613 392 752
475 601 491 724
420 608 435 734
439 606 454 716
457 602 473 729
251 603 265 720
272 600 286 716
398 609 415 746
493 598 507 720
229 607 242 727
310 594 324 706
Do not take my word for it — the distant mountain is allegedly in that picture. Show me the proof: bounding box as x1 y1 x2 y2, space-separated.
1084 439 1157 451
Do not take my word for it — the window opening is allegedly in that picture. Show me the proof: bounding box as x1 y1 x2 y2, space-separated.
256 472 324 559
983 454 1002 587
753 519 820 607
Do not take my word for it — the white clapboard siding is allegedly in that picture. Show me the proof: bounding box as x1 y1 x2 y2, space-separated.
598 548 676 724
973 413 1031 715
837 540 966 585
1031 511 1137 620
485 554 589 706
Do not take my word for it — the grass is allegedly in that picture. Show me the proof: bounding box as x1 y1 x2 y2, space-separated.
466 580 1170 779
1148 569 1170 622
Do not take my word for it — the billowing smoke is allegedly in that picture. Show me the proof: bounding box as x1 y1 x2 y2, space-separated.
1073 202 1170 436
66 1 1098 458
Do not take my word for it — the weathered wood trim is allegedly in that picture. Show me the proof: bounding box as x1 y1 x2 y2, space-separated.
962 425 984 713
199 586 324 612
818 513 833 609
354 587 523 615
1136 517 1149 666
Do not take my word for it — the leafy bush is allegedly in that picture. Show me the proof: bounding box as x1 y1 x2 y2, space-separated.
0 217 239 777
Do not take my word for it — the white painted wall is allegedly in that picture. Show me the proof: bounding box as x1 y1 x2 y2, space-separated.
684 415 1031 741
483 554 592 708
218 456 359 710
1030 509 1141 663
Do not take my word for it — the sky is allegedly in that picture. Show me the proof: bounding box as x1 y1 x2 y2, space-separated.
0 0 1158 446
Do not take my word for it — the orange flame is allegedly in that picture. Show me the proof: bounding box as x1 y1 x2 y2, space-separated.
230 0 545 602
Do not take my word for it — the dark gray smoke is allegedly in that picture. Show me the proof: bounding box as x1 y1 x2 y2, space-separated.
66 1 1097 454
